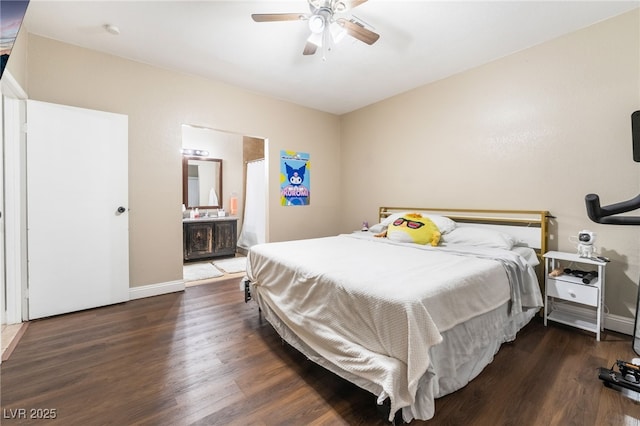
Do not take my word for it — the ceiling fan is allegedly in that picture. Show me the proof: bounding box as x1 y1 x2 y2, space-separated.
251 0 380 57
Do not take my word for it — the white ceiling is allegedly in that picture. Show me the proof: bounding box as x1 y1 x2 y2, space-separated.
21 1 639 115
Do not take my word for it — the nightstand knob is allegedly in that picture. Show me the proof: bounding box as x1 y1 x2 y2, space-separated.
568 290 576 298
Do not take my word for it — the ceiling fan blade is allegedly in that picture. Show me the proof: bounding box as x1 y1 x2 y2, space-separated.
303 41 318 55
337 18 380 45
251 13 307 22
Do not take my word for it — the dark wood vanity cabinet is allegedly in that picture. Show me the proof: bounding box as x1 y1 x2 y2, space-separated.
183 218 237 261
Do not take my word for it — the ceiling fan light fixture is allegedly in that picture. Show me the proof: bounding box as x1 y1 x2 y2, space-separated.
333 1 347 13
307 31 323 47
308 14 325 33
250 0 379 57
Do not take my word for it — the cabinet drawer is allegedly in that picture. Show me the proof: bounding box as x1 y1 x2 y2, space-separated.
547 279 598 306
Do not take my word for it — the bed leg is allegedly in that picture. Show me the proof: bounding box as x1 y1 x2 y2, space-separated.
242 278 262 319
243 278 252 303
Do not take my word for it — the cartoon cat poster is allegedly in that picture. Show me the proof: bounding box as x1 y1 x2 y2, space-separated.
280 150 310 206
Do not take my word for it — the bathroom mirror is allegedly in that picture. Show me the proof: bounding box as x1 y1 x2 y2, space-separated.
182 156 223 209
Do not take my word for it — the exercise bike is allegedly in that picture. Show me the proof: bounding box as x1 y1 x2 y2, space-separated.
586 110 640 396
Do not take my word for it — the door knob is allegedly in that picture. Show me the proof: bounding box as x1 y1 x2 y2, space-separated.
117 206 126 214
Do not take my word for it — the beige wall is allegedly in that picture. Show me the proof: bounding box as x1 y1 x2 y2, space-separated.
25 35 342 287
340 10 640 319
5 26 27 87
12 9 640 320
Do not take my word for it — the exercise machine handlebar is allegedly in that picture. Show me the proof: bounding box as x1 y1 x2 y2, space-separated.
585 193 640 225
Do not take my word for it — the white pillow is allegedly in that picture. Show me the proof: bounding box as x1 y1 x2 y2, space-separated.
440 226 517 250
374 212 457 234
368 222 386 233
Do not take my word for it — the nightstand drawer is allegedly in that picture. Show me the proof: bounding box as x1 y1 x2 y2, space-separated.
547 279 598 306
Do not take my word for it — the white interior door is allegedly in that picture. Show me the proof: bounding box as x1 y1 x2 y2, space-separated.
26 100 129 319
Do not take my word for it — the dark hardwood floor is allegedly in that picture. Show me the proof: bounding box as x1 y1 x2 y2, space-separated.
2 277 640 425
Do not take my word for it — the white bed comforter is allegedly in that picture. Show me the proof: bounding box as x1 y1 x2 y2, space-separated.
247 233 542 420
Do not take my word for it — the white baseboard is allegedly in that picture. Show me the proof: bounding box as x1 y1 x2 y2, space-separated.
129 280 185 300
605 313 635 336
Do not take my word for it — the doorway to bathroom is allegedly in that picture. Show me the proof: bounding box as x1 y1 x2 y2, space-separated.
181 125 267 282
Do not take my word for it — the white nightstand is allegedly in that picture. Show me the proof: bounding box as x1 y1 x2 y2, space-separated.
543 251 607 341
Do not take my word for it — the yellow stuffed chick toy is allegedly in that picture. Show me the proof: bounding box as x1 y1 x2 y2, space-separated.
375 213 441 246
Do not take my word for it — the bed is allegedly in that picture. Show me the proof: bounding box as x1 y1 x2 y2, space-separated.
245 207 551 423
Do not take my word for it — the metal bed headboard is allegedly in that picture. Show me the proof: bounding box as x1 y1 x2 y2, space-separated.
378 207 552 260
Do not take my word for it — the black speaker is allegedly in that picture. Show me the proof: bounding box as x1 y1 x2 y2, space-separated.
633 110 640 162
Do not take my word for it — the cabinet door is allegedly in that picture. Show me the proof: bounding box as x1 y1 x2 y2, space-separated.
184 222 214 260
213 220 237 256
